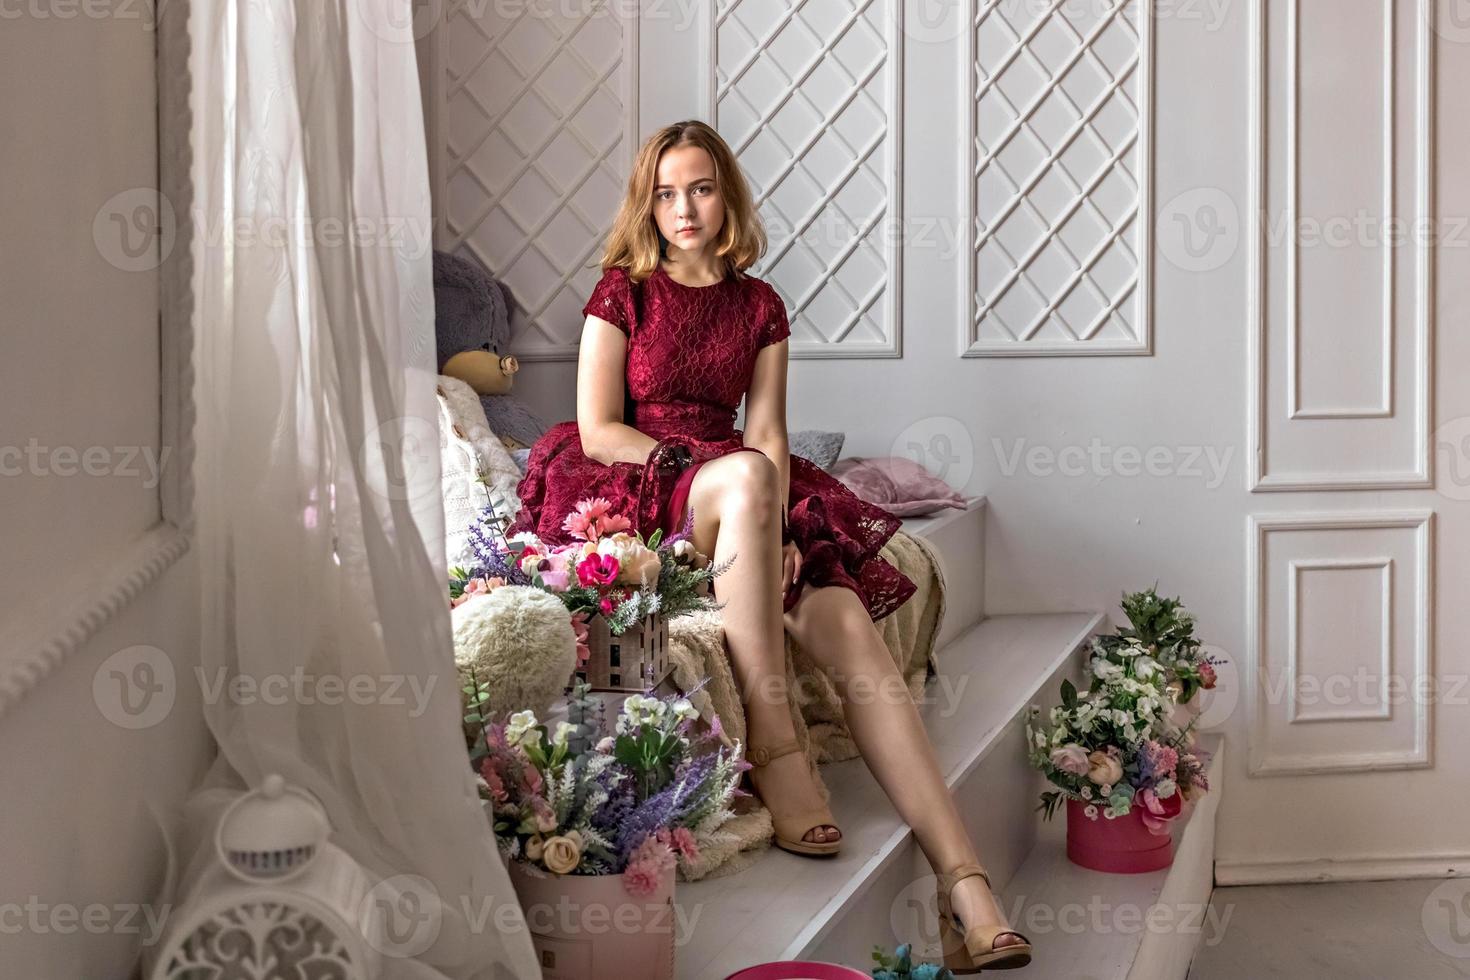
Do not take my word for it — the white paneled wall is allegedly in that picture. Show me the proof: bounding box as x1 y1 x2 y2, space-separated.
438 2 638 360
711 0 903 356
423 1 1470 883
965 0 1152 355
1250 0 1432 489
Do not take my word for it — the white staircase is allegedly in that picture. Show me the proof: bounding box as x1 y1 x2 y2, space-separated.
675 496 1224 980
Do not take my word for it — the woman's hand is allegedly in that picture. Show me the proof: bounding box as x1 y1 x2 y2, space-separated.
781 540 802 595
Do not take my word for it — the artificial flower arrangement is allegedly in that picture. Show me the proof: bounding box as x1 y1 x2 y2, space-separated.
1026 588 1218 833
470 679 746 894
450 497 731 653
871 943 956 980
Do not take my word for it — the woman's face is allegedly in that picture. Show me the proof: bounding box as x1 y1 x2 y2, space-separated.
651 144 725 261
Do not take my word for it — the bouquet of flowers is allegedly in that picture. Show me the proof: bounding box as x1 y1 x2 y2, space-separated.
1026 588 1217 832
472 680 746 894
450 497 732 638
871 943 955 980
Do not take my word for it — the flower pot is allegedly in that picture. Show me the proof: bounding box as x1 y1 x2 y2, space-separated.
508 859 676 980
724 963 871 980
1065 798 1174 873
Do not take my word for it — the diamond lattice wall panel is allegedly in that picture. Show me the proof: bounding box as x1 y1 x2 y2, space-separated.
441 2 638 360
963 0 1152 356
710 0 903 358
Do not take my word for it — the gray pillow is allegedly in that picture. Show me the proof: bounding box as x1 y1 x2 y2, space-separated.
789 430 845 471
511 447 532 475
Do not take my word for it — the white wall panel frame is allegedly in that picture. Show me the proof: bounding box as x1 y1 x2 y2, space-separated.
960 0 1154 357
0 3 195 722
438 0 640 361
708 0 904 359
1248 0 1434 490
1286 557 1394 723
1246 511 1434 776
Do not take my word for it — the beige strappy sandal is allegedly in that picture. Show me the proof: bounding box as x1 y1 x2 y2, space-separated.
746 738 842 857
936 863 1033 972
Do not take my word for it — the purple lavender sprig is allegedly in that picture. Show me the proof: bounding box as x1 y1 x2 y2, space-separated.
467 506 532 585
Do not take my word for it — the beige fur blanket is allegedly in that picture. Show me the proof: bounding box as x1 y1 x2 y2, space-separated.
667 529 947 880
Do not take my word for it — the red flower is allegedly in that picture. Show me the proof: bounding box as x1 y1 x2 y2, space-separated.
576 553 620 587
1199 662 1218 690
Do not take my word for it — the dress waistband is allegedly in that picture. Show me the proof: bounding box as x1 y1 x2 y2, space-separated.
633 400 737 441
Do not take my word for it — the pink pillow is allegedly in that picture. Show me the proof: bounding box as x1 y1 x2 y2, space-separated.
830 456 967 517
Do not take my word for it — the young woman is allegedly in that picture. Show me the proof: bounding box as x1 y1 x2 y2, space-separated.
509 121 1031 972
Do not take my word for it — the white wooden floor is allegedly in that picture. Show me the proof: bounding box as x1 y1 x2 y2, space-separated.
1188 878 1470 979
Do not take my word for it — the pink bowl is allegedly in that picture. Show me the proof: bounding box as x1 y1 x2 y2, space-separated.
724 963 871 980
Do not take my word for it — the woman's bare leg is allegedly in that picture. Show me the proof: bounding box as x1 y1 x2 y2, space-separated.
679 451 839 844
783 585 1023 945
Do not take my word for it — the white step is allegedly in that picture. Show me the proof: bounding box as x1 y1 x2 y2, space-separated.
675 611 1103 980
899 495 987 645
1001 734 1226 980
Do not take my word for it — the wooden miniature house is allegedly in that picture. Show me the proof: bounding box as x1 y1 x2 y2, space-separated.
576 613 675 694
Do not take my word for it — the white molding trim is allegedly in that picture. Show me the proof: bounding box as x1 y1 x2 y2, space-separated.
1248 0 1434 490
1217 851 1470 886
0 0 196 722
1245 511 1434 776
1285 557 1393 723
708 0 905 360
960 0 1154 358
1284 0 1394 420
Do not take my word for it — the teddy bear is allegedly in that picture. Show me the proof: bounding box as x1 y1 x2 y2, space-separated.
433 250 548 452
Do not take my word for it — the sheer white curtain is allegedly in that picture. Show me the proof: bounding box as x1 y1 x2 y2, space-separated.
179 1 538 976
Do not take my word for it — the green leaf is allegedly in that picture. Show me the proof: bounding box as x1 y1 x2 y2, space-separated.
646 527 663 550
1061 678 1078 709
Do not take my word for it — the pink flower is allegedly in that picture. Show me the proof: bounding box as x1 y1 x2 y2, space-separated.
1050 744 1090 776
599 595 616 615
669 827 700 861
630 834 677 873
623 860 662 897
451 576 504 608
562 498 633 542
521 764 544 798
480 765 509 804
1135 786 1184 836
577 553 620 587
540 569 570 592
569 611 591 667
1200 662 1217 690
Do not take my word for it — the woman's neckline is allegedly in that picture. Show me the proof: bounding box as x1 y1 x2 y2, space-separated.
657 262 728 289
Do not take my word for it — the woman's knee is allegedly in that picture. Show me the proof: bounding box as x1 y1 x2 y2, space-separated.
699 451 781 517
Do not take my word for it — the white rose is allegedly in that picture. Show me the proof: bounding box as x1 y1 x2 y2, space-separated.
505 710 538 746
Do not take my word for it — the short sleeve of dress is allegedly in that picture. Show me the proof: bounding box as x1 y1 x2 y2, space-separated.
582 267 634 335
758 281 791 348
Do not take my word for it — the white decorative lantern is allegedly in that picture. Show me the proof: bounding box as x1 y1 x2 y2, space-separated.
150 775 389 980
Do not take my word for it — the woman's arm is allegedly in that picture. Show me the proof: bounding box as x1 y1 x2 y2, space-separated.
742 337 791 513
577 314 658 465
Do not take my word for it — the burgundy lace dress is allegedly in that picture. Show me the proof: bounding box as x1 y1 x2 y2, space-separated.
508 263 916 622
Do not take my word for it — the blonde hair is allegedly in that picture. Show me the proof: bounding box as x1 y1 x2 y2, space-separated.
597 120 766 283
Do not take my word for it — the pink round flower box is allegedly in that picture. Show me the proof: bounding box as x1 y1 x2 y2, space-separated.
1066 798 1175 873
724 963 871 980
508 860 676 980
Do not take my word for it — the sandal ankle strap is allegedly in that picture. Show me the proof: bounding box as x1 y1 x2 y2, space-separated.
939 862 992 895
747 738 802 767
